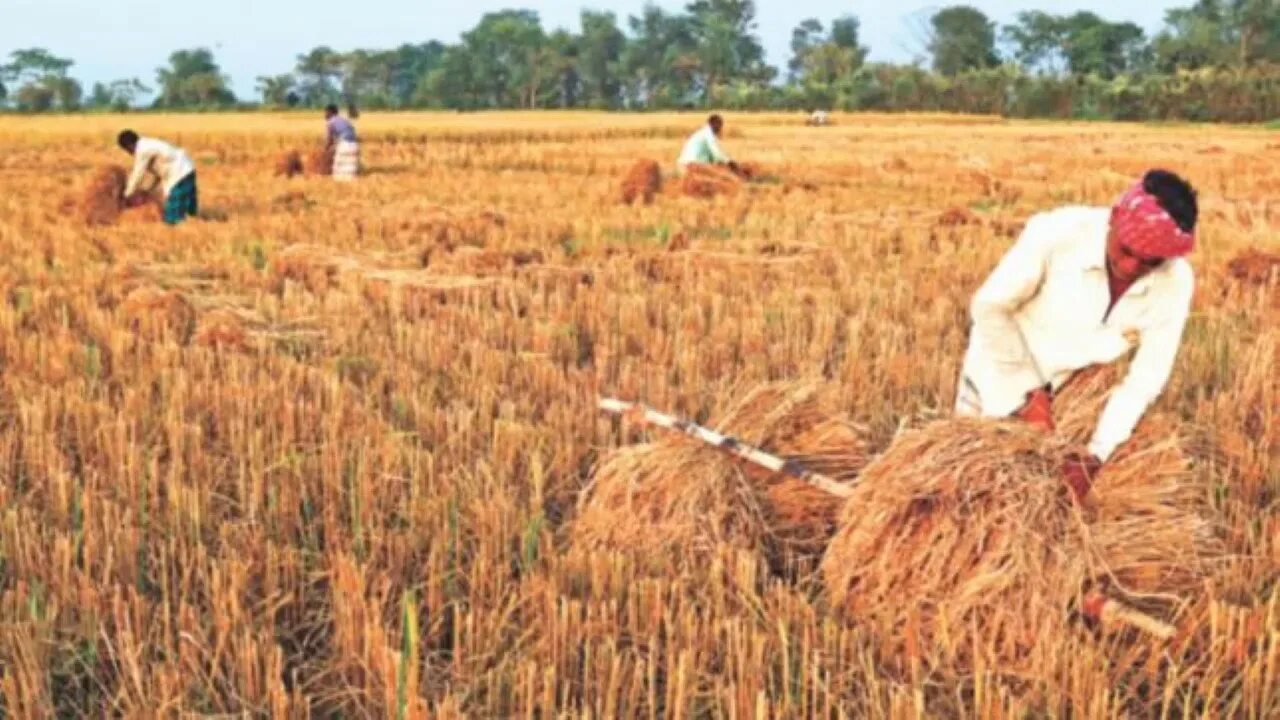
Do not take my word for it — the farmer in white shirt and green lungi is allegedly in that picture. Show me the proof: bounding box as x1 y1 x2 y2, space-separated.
955 169 1199 500
676 114 741 176
118 130 197 225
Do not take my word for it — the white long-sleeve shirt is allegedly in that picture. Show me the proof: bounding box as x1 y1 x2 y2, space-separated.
124 137 195 198
677 125 730 168
956 206 1194 461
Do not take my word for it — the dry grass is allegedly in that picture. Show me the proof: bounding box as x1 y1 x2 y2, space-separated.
0 111 1275 718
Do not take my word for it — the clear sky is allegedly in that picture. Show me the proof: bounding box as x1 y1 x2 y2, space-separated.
3 1 1181 100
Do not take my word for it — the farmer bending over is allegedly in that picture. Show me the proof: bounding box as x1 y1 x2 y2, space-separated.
955 169 1198 499
677 114 740 175
325 104 360 180
118 130 197 225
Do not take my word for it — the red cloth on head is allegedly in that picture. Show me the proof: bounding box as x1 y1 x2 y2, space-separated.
1111 181 1195 258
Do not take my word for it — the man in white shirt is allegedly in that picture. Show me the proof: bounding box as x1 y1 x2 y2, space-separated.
677 114 740 175
955 169 1199 500
118 130 198 225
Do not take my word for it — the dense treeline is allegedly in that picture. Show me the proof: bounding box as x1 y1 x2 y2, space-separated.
3 1 1279 121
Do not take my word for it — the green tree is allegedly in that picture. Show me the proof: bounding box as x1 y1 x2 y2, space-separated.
1059 13 1147 78
89 78 149 111
687 0 771 100
790 15 868 98
155 48 235 107
386 43 446 106
457 10 549 107
2 48 81 111
578 10 627 108
295 46 345 105
929 6 1001 75
256 74 299 107
1003 11 1068 73
545 28 582 108
621 5 698 107
789 18 826 80
1152 0 1280 70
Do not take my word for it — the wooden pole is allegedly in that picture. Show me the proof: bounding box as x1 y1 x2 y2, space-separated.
599 397 854 499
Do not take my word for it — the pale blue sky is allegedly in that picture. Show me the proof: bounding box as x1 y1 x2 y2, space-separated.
2 1 1182 99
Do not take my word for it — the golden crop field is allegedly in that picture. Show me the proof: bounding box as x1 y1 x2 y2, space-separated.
0 111 1276 717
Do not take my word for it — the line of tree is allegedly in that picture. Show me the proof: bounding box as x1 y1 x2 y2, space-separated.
2 1 1279 121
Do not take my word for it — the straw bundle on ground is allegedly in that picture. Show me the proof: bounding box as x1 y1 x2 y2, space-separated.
275 150 305 178
679 163 743 199
81 165 128 226
404 207 508 249
359 269 500 315
821 411 1220 677
571 383 869 572
620 159 662 205
192 308 249 350
268 243 365 293
119 285 197 341
305 148 333 176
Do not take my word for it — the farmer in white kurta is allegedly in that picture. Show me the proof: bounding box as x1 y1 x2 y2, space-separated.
955 169 1199 499
676 114 741 175
118 130 197 224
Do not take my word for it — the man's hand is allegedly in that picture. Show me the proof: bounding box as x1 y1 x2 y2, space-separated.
1015 387 1055 431
1062 452 1102 501
727 160 742 175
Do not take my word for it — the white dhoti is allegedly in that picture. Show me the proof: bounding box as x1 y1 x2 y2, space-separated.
332 140 360 180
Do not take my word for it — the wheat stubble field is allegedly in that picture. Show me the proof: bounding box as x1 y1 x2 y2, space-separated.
0 112 1276 717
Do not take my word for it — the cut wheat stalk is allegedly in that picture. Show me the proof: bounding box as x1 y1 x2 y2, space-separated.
598 397 854 498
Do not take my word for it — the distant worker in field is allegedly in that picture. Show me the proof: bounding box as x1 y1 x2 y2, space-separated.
325 103 360 180
807 109 830 126
118 130 198 225
955 169 1199 499
677 114 740 175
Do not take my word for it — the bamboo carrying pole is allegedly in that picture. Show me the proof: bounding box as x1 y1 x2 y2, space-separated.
598 397 855 498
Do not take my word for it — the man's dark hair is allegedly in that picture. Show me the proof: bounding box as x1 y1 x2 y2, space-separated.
117 129 139 151
708 113 723 128
324 104 339 116
1143 169 1198 232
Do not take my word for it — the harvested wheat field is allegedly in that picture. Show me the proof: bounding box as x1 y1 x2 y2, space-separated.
0 111 1276 718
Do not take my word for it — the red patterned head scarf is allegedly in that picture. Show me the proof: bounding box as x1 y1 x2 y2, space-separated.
1111 181 1195 258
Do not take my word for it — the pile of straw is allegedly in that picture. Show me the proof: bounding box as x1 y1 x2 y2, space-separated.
119 285 197 341
192 309 249 350
274 150 305 178
679 163 743 199
80 165 165 226
305 148 334 176
821 369 1220 677
81 165 128 226
359 270 499 315
620 159 662 205
403 207 507 249
570 383 869 572
268 244 365 294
